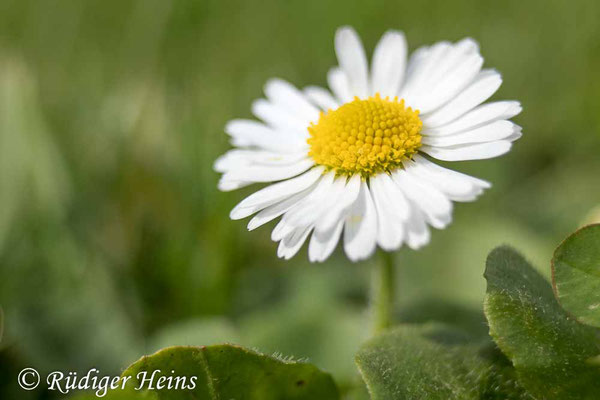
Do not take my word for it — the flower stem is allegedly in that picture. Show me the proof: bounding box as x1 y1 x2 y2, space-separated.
371 251 396 335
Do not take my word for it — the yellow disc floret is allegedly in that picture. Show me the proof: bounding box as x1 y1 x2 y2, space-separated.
307 94 422 177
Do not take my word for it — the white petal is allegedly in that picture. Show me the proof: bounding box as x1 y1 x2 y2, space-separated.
371 30 407 98
422 120 517 147
407 162 482 202
308 219 344 263
416 53 483 114
392 170 452 229
282 171 338 227
252 99 308 135
368 173 410 223
423 101 522 136
327 67 353 104
272 217 297 241
277 225 312 260
315 174 361 234
421 69 502 127
505 125 523 142
230 167 324 219
343 181 378 262
265 78 320 124
223 158 314 183
296 176 347 227
409 155 490 202
247 188 315 230
403 39 483 114
413 154 490 188
303 86 340 112
417 38 479 90
335 26 369 98
402 45 431 90
403 200 431 250
400 41 453 101
225 119 307 152
215 149 307 173
218 176 253 192
370 175 404 251
421 140 512 161
215 149 257 173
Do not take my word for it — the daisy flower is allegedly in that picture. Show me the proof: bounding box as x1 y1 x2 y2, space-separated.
215 26 522 262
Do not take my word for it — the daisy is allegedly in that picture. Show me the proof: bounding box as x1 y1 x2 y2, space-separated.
215 26 522 263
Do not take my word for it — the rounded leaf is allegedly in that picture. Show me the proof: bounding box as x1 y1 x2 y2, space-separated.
121 345 339 400
484 246 600 399
553 224 600 327
355 323 530 400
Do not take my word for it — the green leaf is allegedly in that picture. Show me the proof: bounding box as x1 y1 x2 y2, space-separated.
484 246 600 399
120 345 339 400
355 323 530 400
552 224 600 327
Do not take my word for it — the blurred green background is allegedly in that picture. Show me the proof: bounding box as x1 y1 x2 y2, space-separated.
0 0 599 398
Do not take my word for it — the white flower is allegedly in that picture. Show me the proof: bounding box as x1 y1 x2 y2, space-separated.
215 26 522 262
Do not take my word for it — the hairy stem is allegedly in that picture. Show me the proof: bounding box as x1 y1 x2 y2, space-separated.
371 251 396 335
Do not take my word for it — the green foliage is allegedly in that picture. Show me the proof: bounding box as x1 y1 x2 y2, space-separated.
74 344 340 399
356 323 529 400
356 240 600 400
552 224 600 328
119 345 339 400
484 246 600 399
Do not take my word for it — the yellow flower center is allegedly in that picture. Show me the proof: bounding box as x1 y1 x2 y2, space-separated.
307 94 422 177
